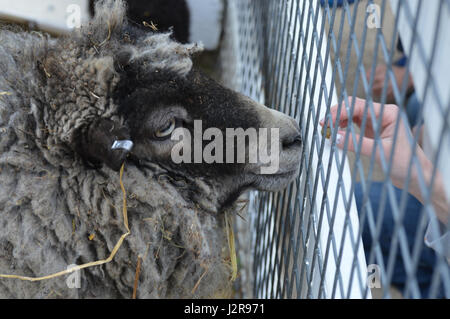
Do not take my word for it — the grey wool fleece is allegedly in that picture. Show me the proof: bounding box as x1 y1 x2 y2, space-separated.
0 0 232 298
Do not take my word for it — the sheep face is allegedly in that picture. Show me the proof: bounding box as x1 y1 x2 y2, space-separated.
110 53 301 202
71 3 302 209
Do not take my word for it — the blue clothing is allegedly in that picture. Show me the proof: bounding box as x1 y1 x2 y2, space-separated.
320 0 356 7
405 92 422 127
394 55 408 68
392 40 422 127
354 182 446 298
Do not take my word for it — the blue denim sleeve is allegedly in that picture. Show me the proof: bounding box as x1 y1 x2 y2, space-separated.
320 0 356 7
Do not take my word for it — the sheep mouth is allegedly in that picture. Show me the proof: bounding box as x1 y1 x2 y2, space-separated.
251 163 300 192
269 169 299 178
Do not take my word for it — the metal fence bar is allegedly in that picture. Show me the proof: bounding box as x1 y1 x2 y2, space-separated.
223 0 450 299
355 0 399 299
383 0 435 298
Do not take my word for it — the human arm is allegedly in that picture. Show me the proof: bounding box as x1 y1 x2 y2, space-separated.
321 97 449 224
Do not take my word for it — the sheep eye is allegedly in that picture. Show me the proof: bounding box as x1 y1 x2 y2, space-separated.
155 118 176 138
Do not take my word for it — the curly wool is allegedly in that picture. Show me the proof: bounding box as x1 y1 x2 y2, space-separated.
0 0 231 298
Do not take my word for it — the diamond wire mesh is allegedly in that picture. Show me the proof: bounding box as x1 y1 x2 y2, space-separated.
222 0 450 299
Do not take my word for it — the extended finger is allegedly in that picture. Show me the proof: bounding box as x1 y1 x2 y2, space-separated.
324 97 370 127
335 130 376 158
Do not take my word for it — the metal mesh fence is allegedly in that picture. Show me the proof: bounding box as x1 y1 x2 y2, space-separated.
222 0 450 299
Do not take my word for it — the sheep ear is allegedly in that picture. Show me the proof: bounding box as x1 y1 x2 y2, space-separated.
75 118 133 171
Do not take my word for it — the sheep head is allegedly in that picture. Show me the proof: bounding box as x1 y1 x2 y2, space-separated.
39 0 301 211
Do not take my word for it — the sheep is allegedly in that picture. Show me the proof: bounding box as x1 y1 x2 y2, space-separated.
0 0 301 298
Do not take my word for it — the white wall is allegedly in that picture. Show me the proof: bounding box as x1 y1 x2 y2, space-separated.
186 0 223 50
0 0 90 34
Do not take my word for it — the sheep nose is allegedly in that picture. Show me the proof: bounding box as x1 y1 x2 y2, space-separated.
282 133 302 149
281 118 302 149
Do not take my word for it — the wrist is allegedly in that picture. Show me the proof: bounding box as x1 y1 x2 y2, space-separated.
413 151 449 224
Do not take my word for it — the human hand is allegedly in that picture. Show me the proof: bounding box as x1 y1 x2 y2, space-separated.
321 97 449 223
321 97 427 191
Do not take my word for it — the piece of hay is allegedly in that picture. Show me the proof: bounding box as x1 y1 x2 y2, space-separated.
0 91 12 98
132 255 142 299
143 21 158 31
191 267 209 295
225 212 237 282
0 164 130 282
98 21 112 47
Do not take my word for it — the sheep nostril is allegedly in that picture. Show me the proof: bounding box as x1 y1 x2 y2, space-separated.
282 134 302 149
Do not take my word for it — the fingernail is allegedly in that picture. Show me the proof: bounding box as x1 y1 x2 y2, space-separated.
336 133 344 145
